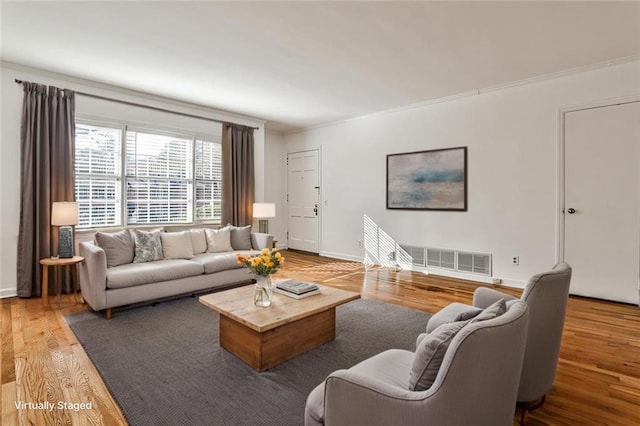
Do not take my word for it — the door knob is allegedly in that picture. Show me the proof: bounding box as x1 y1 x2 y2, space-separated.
314 204 318 215
567 208 576 214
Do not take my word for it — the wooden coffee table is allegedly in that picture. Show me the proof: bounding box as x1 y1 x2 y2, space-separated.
199 283 360 371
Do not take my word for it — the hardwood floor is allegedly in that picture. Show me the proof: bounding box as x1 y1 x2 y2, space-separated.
1 250 638 425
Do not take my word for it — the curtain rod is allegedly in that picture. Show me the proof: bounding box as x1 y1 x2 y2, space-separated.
14 78 259 130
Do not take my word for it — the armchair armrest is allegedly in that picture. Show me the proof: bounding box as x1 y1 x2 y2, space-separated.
251 233 274 250
78 242 108 311
473 286 518 309
323 370 431 426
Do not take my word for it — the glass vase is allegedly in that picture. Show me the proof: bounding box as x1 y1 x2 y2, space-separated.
254 275 273 307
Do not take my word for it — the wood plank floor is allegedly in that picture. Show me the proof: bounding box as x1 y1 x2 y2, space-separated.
1 250 638 425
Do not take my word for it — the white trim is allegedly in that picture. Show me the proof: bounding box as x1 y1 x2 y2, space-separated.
319 251 362 263
0 289 18 299
285 55 640 136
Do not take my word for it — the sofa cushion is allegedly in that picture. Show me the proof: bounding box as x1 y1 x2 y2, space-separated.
188 229 207 254
94 229 134 267
161 231 194 260
410 320 468 391
191 252 249 274
106 259 204 289
133 229 163 263
225 224 253 250
205 228 233 253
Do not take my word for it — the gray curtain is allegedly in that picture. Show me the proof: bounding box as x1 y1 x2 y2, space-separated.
222 123 255 226
16 82 75 297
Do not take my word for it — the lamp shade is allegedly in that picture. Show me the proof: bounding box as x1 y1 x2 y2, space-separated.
51 202 79 226
253 203 276 218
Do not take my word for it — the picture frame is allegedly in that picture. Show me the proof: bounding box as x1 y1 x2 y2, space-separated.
386 147 467 211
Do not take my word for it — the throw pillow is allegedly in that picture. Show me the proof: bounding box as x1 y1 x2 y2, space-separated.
188 229 207 254
409 320 469 391
133 229 163 263
471 299 507 323
94 229 134 267
161 231 194 260
225 223 252 250
454 308 482 322
205 228 233 253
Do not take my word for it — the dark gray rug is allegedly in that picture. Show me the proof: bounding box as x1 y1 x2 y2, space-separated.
66 296 431 426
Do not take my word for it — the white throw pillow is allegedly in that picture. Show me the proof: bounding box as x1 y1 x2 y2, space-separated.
205 228 233 253
188 229 208 254
161 231 195 259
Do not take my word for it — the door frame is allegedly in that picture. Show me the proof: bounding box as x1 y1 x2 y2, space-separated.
286 147 322 253
556 96 640 303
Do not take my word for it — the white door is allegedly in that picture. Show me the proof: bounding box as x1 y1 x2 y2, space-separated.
287 150 320 253
564 101 640 305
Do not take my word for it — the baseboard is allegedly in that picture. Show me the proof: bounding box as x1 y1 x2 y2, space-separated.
0 288 18 299
318 251 363 263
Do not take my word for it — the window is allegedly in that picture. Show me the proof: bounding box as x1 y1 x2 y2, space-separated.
195 140 222 221
125 129 193 224
75 121 222 229
75 123 122 228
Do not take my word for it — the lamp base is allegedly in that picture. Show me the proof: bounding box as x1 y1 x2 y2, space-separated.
258 219 269 234
58 226 74 258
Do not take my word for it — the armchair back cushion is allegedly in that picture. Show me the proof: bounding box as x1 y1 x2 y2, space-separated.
517 262 572 402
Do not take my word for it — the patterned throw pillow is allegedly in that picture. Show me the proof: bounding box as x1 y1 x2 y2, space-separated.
133 229 163 263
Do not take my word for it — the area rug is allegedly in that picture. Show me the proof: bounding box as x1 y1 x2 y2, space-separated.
66 296 431 426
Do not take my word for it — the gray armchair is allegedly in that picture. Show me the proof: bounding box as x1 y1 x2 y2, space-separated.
305 300 529 426
425 262 572 421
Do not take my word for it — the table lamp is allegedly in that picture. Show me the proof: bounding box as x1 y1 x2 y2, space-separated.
51 201 78 258
253 203 275 234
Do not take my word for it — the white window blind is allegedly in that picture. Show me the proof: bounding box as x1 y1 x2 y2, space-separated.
125 129 193 224
74 123 122 228
75 120 222 229
195 140 222 221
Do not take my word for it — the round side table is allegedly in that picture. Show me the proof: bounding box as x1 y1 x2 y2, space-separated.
40 256 84 307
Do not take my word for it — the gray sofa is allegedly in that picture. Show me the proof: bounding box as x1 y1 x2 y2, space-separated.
78 227 273 319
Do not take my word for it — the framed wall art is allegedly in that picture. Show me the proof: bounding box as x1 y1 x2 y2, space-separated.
386 147 467 211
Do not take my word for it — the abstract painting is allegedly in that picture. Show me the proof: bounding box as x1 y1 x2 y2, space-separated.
387 147 467 211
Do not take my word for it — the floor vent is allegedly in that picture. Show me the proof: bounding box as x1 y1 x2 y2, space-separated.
399 245 426 267
426 248 456 270
399 245 492 276
457 251 492 275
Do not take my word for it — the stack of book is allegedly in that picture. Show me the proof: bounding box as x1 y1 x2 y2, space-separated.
273 279 320 299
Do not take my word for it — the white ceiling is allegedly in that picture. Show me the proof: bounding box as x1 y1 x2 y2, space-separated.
1 1 639 132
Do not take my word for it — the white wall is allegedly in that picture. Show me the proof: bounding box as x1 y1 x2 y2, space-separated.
263 129 287 248
0 62 265 298
281 60 640 288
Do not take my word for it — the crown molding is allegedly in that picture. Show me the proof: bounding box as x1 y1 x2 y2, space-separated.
285 55 640 136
